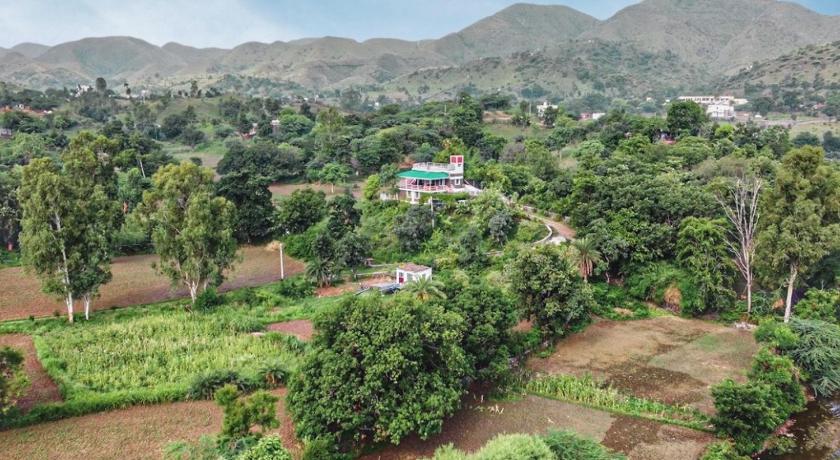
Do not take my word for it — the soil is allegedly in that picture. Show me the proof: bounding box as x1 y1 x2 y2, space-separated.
0 334 62 412
315 276 392 297
0 246 305 321
527 316 758 414
0 389 300 460
266 320 315 342
362 392 714 460
269 182 362 199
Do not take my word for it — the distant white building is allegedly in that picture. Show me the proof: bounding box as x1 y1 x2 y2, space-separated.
678 95 745 120
536 101 558 118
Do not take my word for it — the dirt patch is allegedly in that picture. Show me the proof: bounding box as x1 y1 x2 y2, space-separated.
269 182 362 199
528 316 757 414
363 394 615 460
315 277 392 298
266 320 315 342
513 319 533 333
0 334 62 412
0 246 305 321
362 392 713 460
0 389 300 460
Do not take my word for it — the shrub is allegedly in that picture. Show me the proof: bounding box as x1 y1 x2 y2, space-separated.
226 288 257 306
700 441 749 460
747 348 805 415
187 370 253 400
785 318 840 397
754 320 799 349
1 346 27 415
194 287 222 312
795 289 840 324
711 380 786 454
301 437 351 460
237 436 292 460
270 277 315 299
542 430 626 460
253 359 289 389
215 385 279 442
626 262 702 315
427 434 554 460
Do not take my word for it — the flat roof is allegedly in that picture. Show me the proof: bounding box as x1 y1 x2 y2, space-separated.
397 170 449 180
398 263 431 273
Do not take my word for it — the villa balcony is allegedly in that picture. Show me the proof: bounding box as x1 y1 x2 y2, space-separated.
397 180 451 192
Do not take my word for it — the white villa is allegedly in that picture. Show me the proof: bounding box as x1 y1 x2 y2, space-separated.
397 155 479 203
677 95 748 120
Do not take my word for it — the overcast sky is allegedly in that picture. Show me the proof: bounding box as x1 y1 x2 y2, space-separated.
0 0 838 49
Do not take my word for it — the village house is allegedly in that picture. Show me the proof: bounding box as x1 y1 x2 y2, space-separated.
397 155 480 203
395 263 432 285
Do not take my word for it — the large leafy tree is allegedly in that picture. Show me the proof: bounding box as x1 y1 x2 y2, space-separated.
757 147 840 322
287 295 468 446
215 170 275 243
19 134 120 322
510 245 595 337
676 217 735 314
666 100 706 137
276 188 327 234
394 205 434 253
139 161 238 304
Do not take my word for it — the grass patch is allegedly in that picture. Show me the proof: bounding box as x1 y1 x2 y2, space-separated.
525 374 712 432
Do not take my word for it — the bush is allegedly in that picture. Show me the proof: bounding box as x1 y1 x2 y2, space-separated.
795 289 840 324
427 434 554 460
754 320 799 350
626 263 702 316
226 288 257 306
711 380 786 454
187 370 253 400
1 346 27 415
700 441 749 460
194 287 222 311
237 436 292 460
748 348 805 415
785 318 840 397
301 437 351 460
215 385 279 442
542 430 626 460
270 277 315 299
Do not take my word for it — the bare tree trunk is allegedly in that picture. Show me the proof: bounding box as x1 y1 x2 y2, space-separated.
65 293 74 324
82 293 92 320
717 177 762 317
784 265 798 323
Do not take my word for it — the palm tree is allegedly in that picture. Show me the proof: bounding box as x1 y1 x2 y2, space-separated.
306 258 334 288
570 237 602 282
402 276 447 301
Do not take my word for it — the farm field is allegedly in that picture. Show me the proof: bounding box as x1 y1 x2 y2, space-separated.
528 316 758 414
0 389 300 460
0 246 304 321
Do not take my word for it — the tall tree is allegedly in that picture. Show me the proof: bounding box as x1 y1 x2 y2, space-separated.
215 170 275 243
139 162 238 304
19 155 117 322
757 147 840 322
320 163 349 194
667 100 706 137
676 217 735 314
716 176 762 315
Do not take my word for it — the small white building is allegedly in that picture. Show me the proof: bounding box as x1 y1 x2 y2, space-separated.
395 263 432 285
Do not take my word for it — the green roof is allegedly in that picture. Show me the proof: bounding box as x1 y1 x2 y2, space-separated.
397 170 449 180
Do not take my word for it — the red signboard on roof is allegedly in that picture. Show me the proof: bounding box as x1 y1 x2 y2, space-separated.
450 155 463 165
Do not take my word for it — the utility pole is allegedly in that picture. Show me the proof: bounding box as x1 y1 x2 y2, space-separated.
279 242 286 280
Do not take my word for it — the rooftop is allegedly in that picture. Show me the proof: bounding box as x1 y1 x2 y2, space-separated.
397 170 449 180
398 263 431 273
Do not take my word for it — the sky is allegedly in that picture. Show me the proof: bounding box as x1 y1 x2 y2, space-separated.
0 0 838 49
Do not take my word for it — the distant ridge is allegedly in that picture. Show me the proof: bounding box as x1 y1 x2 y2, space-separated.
1 0 838 97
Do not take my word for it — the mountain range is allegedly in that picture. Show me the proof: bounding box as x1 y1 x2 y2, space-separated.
1 0 838 100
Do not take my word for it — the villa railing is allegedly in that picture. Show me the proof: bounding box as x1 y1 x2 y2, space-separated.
397 181 450 192
411 162 462 172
